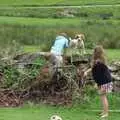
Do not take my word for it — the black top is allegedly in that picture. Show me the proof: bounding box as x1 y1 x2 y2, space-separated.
92 61 112 86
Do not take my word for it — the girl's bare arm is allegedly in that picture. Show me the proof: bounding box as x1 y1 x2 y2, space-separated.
84 68 92 77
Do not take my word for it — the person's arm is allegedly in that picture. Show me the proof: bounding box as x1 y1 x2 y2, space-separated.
63 39 69 56
84 68 92 77
65 39 69 48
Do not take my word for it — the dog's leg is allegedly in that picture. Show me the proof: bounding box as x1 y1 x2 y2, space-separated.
70 48 74 64
82 43 86 54
81 42 86 56
77 48 81 60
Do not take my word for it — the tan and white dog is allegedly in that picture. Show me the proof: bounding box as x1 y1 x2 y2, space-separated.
69 33 86 55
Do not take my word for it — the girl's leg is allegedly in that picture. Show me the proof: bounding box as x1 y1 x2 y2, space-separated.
99 87 109 118
100 94 109 115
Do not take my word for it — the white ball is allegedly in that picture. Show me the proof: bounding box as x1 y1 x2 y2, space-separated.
50 115 62 120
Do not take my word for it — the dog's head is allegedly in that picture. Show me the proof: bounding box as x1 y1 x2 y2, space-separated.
75 34 85 41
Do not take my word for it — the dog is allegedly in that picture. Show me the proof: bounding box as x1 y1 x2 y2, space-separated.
69 33 86 55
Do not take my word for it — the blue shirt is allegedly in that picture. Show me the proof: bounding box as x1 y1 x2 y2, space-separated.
50 35 69 55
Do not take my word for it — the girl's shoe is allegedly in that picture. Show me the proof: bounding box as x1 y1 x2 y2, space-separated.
99 112 104 116
100 113 108 118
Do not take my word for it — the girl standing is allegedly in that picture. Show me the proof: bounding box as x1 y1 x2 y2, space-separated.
84 45 113 118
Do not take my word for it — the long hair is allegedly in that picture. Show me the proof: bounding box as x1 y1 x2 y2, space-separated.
92 45 106 66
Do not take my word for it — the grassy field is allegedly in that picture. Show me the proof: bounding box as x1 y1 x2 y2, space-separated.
0 1 119 120
0 107 120 120
0 16 120 27
0 16 87 26
0 6 120 20
105 49 120 62
0 93 120 120
0 0 120 6
0 16 120 49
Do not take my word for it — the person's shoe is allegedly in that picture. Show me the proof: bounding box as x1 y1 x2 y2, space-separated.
100 113 108 118
99 112 104 116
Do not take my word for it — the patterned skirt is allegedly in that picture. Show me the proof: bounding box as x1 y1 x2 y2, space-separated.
98 82 113 94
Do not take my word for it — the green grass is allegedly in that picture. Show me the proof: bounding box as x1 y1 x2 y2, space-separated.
0 16 120 26
23 46 120 61
0 16 86 26
0 105 119 120
0 6 120 20
0 16 120 27
0 108 119 120
0 0 120 6
0 93 120 120
0 0 61 6
23 45 42 52
0 107 107 120
0 17 120 48
106 49 120 62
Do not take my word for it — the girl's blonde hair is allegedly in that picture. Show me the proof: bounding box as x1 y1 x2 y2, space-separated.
92 45 106 66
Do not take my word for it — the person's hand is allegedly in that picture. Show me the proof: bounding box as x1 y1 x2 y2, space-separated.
83 71 87 77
